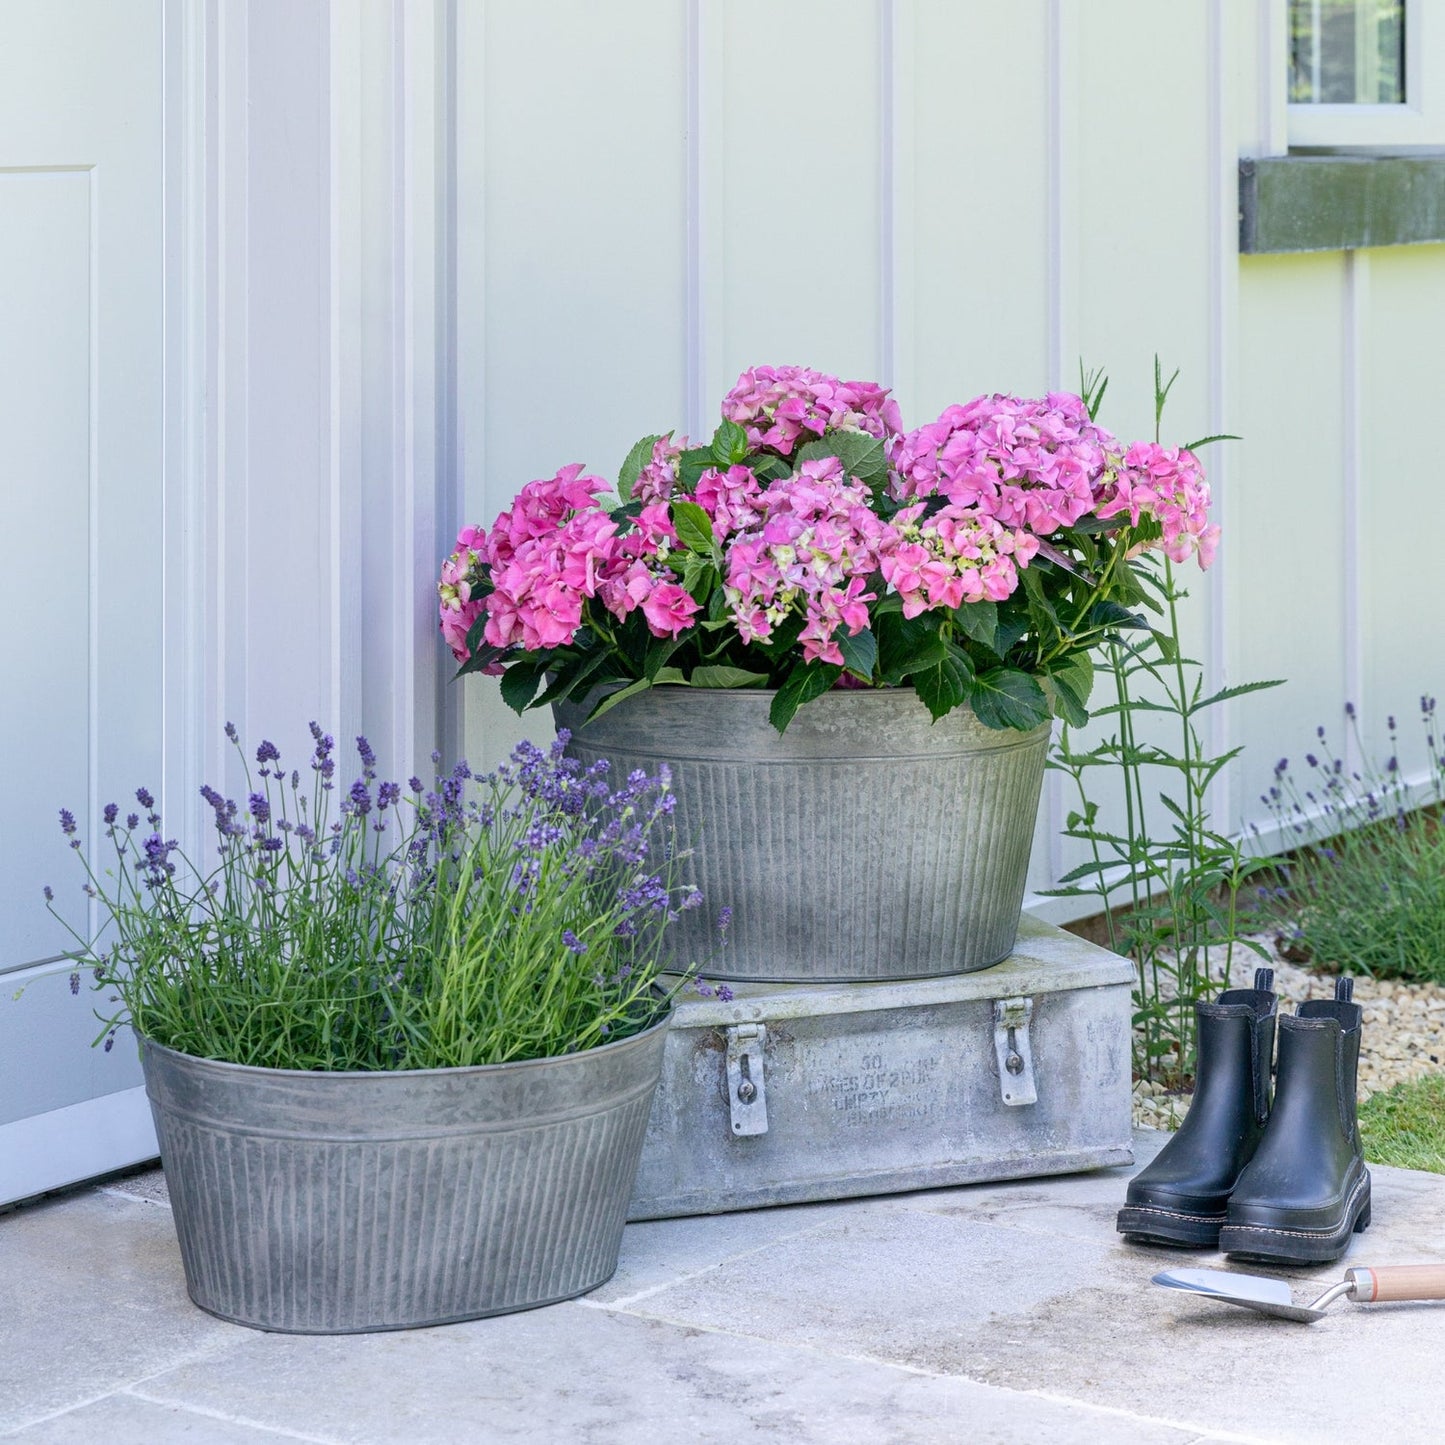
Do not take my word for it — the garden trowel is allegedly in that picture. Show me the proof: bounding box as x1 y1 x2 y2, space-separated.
1153 1264 1445 1323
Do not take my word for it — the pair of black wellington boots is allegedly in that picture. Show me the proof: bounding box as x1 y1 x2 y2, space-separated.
1117 968 1371 1264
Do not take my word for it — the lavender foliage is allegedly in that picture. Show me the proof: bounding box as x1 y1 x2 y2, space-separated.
45 726 707 1070
1258 698 1445 983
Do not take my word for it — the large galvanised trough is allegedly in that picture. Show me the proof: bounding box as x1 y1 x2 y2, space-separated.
628 914 1133 1220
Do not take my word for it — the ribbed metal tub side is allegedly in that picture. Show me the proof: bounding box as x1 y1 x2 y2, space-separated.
141 1017 669 1333
555 687 1049 982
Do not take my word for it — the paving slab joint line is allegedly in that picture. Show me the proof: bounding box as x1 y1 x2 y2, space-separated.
1009 1386 1293 1445
0 1334 243 1439
582 1216 846 1310
596 1302 1284 1445
124 1387 347 1445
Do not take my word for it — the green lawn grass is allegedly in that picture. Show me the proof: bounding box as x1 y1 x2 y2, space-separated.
1360 1073 1445 1175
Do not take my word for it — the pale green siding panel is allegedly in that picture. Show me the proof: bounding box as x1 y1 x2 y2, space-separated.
1360 247 1445 782
1236 252 1350 837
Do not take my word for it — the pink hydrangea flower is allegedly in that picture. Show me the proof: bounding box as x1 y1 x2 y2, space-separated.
471 465 619 653
722 366 903 457
597 558 656 621
694 465 765 540
438 525 492 664
632 433 688 505
720 458 883 664
889 393 1116 536
878 502 1030 617
1095 443 1217 569
642 582 701 638
437 370 1222 706
485 463 606 571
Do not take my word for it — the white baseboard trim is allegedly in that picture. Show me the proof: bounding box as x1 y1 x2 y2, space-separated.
1026 763 1444 932
0 1086 158 1209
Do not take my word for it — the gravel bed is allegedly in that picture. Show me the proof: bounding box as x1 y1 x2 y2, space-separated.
1130 933 1445 1130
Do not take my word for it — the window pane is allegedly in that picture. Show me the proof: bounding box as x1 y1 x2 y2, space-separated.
1290 0 1406 104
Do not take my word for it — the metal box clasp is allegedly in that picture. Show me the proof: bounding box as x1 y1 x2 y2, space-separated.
993 997 1038 1107
725 1023 769 1136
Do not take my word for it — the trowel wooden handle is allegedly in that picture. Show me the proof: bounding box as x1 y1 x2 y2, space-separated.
1346 1265 1445 1303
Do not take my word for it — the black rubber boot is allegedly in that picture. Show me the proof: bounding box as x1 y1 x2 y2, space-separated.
1117 967 1277 1248
1220 977 1370 1265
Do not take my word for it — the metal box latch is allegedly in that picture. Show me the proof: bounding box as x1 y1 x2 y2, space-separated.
725 1023 769 1136
993 997 1038 1107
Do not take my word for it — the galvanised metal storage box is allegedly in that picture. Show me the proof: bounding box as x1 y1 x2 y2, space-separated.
628 915 1133 1220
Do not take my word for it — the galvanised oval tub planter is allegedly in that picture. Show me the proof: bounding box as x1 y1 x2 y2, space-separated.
555 686 1050 983
141 1014 669 1333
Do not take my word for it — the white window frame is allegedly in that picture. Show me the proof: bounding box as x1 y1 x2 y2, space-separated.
1287 0 1445 149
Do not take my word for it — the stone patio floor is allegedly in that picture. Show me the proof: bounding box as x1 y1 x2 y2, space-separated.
4 1130 1443 1444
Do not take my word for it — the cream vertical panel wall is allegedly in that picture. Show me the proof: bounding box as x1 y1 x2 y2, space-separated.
457 0 690 763
165 0 457 842
448 0 1290 914
1235 253 1350 822
187 0 1445 917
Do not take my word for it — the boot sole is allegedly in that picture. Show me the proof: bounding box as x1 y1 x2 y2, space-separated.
1116 1203 1226 1249
1219 1172 1371 1265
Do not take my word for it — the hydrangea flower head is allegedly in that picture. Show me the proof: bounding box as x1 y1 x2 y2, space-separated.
889 392 1117 537
722 365 903 457
1095 443 1217 568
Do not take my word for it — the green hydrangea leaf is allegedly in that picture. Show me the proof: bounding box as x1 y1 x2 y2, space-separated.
769 661 842 732
970 667 1050 732
618 433 663 502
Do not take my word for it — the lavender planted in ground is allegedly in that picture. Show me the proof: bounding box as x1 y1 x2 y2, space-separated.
1260 697 1445 984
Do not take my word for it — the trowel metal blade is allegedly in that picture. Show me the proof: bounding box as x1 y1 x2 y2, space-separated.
1152 1267 1326 1322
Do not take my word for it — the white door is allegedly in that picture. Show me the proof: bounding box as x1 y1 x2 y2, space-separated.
0 2 165 1203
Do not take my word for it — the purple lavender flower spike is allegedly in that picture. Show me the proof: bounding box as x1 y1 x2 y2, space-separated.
224 721 239 742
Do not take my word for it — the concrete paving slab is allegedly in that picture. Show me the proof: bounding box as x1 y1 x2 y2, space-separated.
133 1299 1202 1445
0 1191 239 1435
4 1393 313 1443
591 1195 875 1306
888 1128 1167 1215
620 1146 1445 1444
4 1131 1444 1442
